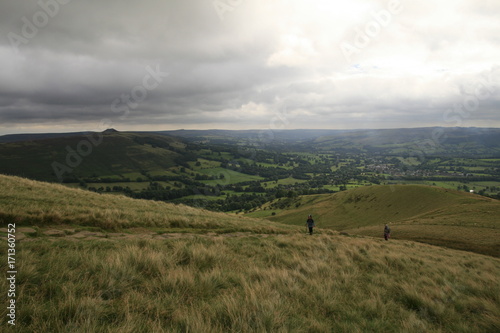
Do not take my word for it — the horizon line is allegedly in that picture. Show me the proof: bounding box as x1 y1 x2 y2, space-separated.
2 125 500 137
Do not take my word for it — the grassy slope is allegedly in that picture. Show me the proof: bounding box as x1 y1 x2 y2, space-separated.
0 174 293 234
1 175 500 332
261 185 500 257
1 235 499 332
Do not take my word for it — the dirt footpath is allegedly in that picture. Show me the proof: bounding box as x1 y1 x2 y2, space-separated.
0 227 275 242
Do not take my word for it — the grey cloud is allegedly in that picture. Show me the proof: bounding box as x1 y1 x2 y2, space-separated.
0 0 499 134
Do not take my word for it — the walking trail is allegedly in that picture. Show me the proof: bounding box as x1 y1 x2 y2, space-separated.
1 226 281 242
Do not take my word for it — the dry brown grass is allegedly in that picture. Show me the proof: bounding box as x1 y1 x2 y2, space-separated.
263 185 500 257
1 175 499 331
0 174 295 234
350 225 500 257
1 234 499 332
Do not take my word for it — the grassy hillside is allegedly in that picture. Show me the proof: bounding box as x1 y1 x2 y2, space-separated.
0 174 293 234
1 175 500 331
0 131 188 182
254 185 500 257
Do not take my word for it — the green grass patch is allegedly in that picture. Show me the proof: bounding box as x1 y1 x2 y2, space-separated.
261 177 308 188
198 168 264 185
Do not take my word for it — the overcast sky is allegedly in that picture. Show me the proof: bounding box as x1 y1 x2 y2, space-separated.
0 0 499 135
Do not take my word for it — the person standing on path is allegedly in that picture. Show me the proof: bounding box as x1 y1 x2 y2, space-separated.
306 215 315 235
384 224 391 240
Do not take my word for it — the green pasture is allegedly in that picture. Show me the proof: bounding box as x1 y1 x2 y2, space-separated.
198 167 264 185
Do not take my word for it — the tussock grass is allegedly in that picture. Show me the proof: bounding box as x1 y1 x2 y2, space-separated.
1 235 499 332
1 174 500 331
263 185 500 257
353 224 500 257
0 175 293 233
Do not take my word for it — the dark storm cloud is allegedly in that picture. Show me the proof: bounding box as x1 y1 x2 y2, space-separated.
0 0 499 134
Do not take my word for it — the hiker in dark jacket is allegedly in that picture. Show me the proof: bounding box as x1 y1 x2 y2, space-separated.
384 224 391 240
306 215 315 235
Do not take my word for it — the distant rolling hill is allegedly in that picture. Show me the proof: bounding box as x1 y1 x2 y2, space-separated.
254 185 500 256
156 129 355 144
0 131 91 143
158 127 500 154
1 128 499 183
3 127 500 151
0 130 193 182
311 127 500 156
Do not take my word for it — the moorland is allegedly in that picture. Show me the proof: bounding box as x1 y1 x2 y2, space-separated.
0 174 499 332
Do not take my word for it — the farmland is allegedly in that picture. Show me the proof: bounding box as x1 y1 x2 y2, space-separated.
1 128 499 213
